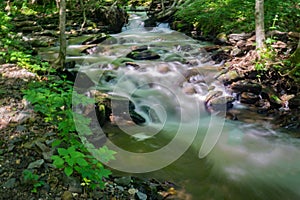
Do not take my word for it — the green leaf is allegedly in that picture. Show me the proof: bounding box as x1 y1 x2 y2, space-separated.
65 157 75 166
76 157 89 167
64 166 73 176
51 139 62 147
99 167 112 178
70 151 84 158
58 148 69 156
51 155 65 168
96 146 116 163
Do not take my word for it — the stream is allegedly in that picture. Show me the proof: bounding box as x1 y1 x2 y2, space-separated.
40 12 300 200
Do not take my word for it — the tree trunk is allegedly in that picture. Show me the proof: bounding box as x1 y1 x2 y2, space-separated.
255 0 265 49
56 0 66 69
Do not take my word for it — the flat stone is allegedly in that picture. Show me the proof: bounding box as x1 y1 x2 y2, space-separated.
27 159 44 169
3 178 16 189
35 141 50 152
42 150 54 162
127 50 160 60
114 176 132 186
164 53 186 63
208 96 235 111
231 81 262 94
82 33 108 45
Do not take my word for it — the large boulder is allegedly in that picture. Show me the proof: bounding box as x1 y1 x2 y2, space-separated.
93 7 128 33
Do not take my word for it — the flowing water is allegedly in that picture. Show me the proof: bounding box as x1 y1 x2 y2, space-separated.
41 12 300 200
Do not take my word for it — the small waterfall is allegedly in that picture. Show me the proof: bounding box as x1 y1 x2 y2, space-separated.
67 13 300 200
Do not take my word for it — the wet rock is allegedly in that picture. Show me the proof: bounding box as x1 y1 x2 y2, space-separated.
208 96 235 111
216 32 228 44
231 81 262 94
94 7 128 33
131 45 148 52
125 62 140 70
100 36 118 45
205 91 223 103
157 64 170 73
82 33 108 45
127 49 160 60
164 53 186 63
144 18 157 27
111 57 135 67
27 159 44 169
216 70 243 83
240 92 260 104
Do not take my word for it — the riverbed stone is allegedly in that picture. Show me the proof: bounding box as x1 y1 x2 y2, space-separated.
240 92 260 104
127 49 160 60
217 69 243 83
164 53 186 63
208 96 235 111
231 81 262 94
82 33 108 45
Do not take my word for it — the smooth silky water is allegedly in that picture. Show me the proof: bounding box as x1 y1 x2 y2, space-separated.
43 12 300 199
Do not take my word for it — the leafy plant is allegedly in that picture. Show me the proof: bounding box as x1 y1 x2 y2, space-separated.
23 75 115 190
22 169 45 193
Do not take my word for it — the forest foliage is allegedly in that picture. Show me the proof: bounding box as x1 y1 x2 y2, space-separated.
175 0 300 37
